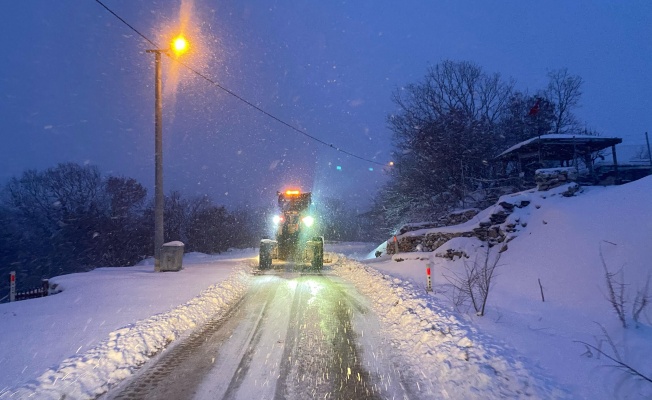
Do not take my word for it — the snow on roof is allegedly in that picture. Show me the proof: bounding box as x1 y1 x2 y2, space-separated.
497 134 622 159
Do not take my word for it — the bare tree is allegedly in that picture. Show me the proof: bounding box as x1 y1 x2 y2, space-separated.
576 323 652 391
632 274 650 327
444 244 503 316
600 244 651 329
546 68 583 134
577 340 652 386
600 248 627 328
394 60 514 123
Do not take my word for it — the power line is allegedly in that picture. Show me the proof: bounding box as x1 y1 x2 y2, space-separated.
94 0 388 167
94 0 156 47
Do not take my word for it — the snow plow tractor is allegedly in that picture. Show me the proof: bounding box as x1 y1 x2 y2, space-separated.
259 189 324 271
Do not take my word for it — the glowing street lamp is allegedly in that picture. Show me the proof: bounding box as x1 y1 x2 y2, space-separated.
146 35 190 272
171 35 189 57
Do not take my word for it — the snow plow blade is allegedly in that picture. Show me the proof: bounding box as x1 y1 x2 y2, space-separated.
258 237 324 271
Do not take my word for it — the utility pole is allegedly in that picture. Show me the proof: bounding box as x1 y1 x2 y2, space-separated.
147 49 164 272
145 36 189 272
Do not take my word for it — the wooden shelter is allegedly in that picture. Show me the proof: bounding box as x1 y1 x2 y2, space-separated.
495 134 623 184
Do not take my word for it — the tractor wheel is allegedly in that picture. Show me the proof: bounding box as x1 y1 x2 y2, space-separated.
259 240 273 270
310 237 324 270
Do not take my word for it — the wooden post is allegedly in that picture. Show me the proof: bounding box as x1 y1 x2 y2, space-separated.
538 278 545 302
611 145 619 184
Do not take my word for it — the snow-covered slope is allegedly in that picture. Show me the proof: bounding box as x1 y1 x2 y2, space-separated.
363 176 652 399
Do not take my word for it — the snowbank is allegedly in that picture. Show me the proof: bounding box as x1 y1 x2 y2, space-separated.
331 257 567 399
0 253 253 399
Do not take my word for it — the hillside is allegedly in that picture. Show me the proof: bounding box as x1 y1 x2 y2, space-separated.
364 176 652 399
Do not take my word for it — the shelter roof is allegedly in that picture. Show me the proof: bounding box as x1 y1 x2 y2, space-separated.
496 134 622 161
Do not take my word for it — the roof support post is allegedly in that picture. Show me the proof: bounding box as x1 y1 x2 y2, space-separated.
611 145 619 184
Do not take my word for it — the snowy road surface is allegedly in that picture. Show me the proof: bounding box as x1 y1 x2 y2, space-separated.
3 246 569 399
104 271 410 400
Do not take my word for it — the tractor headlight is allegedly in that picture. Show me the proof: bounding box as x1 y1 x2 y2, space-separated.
273 215 283 224
302 216 314 227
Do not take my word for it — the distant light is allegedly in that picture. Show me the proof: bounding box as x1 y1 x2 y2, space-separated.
171 35 189 56
388 161 395 166
302 216 314 227
273 215 283 224
336 166 342 171
285 189 300 196
368 167 374 171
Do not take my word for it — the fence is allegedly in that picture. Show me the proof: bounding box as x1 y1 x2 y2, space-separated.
15 282 49 301
4 271 52 303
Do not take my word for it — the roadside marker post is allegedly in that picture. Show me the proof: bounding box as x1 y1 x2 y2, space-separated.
393 236 399 254
426 264 433 292
9 271 16 302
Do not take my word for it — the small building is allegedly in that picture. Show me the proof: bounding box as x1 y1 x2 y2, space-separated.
494 134 642 186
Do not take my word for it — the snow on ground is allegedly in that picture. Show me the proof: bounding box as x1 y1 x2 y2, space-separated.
356 176 652 399
1 178 650 399
324 241 378 260
0 250 255 399
331 256 567 399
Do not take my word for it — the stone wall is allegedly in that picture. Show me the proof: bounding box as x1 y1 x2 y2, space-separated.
535 167 578 191
385 198 531 256
384 182 585 257
398 209 480 234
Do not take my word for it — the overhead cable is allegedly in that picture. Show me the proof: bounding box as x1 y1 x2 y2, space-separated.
94 0 387 166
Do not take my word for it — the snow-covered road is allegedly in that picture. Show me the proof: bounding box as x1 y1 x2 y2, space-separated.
104 271 408 400
1 251 566 399
1 248 568 399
